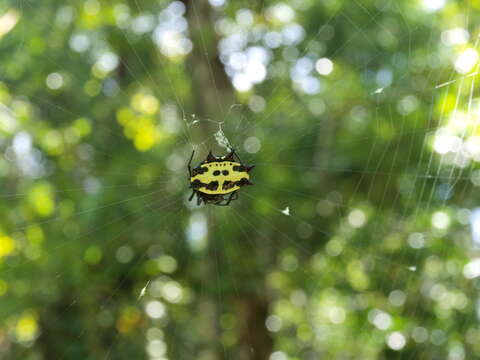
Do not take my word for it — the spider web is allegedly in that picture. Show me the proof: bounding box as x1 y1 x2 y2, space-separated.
0 0 479 359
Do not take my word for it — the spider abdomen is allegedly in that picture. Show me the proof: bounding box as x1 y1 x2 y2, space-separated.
187 150 254 206
190 161 250 195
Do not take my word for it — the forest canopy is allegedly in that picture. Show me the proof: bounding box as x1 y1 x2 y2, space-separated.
1 0 480 359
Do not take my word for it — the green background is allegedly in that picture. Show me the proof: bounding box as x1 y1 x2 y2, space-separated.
0 0 479 359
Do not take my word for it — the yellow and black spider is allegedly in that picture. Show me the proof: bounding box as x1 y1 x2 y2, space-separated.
187 149 254 206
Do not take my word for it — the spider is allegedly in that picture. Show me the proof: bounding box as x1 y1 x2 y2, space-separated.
187 149 254 206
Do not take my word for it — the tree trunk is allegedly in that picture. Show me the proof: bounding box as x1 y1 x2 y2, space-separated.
235 295 273 360
182 1 273 358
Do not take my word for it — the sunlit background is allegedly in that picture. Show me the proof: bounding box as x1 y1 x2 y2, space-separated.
1 0 480 359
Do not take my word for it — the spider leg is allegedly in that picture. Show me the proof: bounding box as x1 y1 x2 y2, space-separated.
196 193 202 206
188 190 195 202
212 194 227 206
187 150 195 177
223 191 237 206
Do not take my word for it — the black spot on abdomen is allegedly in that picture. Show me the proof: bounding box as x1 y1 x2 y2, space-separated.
233 165 246 172
236 178 251 187
192 166 208 176
206 181 219 190
191 179 206 189
223 181 234 190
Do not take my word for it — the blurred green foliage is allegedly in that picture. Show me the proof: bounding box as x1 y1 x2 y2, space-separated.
1 0 480 359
